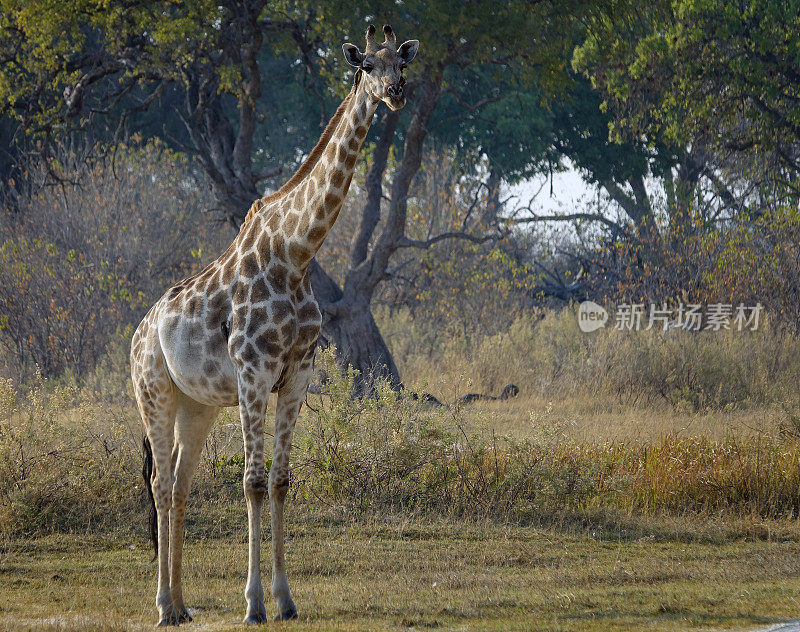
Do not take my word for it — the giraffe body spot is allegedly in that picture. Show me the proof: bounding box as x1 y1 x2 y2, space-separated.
250 279 270 304
283 213 299 235
324 192 342 209
240 252 260 279
288 242 313 267
308 226 326 243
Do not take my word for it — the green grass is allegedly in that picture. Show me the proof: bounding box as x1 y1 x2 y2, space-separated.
2 519 800 632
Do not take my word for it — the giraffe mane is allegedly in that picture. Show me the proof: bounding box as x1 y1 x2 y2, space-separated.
240 73 362 229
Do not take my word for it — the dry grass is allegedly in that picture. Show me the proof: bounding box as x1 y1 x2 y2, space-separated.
448 394 786 442
4 342 800 538
3 519 800 632
379 308 800 442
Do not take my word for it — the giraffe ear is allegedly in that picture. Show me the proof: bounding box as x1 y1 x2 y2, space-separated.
342 43 364 67
397 40 419 64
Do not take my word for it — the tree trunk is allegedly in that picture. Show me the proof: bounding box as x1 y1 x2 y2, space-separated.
319 298 401 395
481 164 502 226
319 79 441 394
308 259 400 396
221 112 405 397
349 109 400 267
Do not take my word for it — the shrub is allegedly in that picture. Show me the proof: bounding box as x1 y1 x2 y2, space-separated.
708 206 800 328
0 140 227 379
294 348 600 518
0 372 142 538
0 237 141 378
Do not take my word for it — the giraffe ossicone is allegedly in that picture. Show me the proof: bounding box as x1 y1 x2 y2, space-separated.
130 25 419 626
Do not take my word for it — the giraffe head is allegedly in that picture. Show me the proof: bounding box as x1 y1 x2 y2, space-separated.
342 24 419 111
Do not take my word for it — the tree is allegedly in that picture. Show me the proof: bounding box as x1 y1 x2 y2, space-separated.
0 0 327 220
302 0 583 390
573 0 800 205
542 0 800 306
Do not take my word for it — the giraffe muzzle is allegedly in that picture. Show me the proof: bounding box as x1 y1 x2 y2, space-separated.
386 84 404 98
385 82 406 110
386 75 406 98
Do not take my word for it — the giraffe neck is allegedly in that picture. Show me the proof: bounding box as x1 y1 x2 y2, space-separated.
256 79 379 276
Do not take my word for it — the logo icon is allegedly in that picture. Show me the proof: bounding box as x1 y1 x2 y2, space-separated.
578 301 608 332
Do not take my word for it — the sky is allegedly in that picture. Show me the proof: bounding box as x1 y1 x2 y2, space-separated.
506 162 597 216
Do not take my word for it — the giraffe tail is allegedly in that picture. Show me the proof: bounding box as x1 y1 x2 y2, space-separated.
141 435 158 559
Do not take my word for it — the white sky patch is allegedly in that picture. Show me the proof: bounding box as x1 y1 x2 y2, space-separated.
505 161 598 215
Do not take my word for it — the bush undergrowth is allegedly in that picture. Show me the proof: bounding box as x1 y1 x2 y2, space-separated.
381 307 800 411
2 317 800 540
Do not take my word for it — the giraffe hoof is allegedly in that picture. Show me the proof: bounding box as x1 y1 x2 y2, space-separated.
273 604 298 621
177 610 193 623
156 616 179 627
243 612 268 624
157 603 181 626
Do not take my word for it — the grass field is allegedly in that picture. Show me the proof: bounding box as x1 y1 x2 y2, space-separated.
2 518 800 632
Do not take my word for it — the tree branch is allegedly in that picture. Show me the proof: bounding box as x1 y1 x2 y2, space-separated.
396 231 496 249
509 210 626 235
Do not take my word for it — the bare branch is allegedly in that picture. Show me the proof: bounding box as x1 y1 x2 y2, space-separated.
444 86 502 113
396 231 496 249
252 167 283 184
508 209 625 234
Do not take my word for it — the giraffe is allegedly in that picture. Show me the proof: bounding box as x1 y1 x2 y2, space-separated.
130 25 419 626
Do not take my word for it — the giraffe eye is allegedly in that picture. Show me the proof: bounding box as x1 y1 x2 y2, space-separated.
361 60 373 71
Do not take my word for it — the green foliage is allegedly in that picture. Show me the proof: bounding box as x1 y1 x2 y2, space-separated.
0 0 589 196
550 78 678 185
0 0 237 124
430 66 559 183
0 0 326 191
574 0 800 153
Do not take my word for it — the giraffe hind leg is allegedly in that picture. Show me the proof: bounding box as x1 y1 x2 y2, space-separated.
139 396 179 626
132 336 180 626
169 394 219 624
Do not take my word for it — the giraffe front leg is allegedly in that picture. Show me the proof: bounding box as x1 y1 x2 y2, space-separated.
270 364 312 621
268 459 296 621
238 370 272 624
